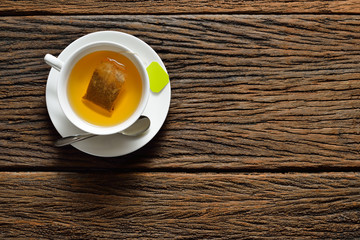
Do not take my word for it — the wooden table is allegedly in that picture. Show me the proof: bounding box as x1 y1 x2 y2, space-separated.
1 1 360 238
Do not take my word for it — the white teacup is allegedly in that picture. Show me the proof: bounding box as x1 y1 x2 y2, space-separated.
44 41 150 135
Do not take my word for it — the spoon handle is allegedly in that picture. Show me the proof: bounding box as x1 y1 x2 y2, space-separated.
54 133 95 147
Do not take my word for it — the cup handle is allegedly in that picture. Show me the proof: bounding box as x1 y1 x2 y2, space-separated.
44 54 63 71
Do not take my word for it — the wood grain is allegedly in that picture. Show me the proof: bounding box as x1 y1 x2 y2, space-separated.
0 0 359 15
0 172 359 239
1 15 360 169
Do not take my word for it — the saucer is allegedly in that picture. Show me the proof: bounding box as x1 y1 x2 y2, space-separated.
46 31 171 157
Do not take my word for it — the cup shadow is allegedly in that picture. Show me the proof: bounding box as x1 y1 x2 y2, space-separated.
53 121 168 170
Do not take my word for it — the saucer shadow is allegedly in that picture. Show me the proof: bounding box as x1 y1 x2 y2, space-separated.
54 124 167 170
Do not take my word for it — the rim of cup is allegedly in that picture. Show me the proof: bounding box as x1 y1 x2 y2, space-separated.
57 41 150 135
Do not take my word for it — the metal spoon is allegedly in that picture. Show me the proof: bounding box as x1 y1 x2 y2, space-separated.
54 116 150 147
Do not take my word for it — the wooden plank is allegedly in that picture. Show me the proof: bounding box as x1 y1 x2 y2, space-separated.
0 172 359 239
1 15 360 169
0 0 359 15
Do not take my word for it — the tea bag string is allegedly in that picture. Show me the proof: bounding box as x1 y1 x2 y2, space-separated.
120 51 148 66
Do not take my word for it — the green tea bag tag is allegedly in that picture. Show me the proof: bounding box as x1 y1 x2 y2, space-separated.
147 62 169 93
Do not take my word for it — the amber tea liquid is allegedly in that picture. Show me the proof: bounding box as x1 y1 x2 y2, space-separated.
67 51 142 126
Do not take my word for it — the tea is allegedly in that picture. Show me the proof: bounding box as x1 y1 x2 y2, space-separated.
67 50 142 126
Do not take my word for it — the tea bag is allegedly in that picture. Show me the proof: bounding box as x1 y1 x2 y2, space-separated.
83 58 126 113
